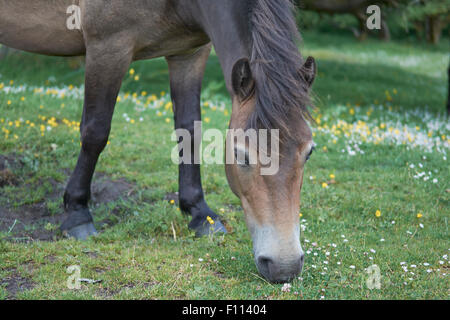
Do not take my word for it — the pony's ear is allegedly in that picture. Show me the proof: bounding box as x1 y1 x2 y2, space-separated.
301 56 316 88
232 58 255 100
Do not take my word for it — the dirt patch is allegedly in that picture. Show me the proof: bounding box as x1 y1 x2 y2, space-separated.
0 270 34 299
164 192 179 205
0 154 22 187
214 271 227 279
0 169 135 241
95 286 121 299
95 281 160 299
91 175 135 204
0 205 64 241
0 154 23 171
0 169 17 187
44 255 57 263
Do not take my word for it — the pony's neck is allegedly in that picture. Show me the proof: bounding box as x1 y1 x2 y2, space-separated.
179 0 252 94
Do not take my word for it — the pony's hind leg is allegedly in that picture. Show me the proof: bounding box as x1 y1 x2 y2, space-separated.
61 45 132 240
166 44 227 237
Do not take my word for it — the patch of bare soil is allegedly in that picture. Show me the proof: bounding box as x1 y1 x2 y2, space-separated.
91 175 135 204
0 154 21 187
95 281 160 299
0 270 34 299
163 192 179 205
0 154 135 241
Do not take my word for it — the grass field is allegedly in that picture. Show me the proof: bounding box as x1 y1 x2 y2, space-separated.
0 31 449 299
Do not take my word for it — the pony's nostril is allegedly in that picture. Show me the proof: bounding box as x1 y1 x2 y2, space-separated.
256 255 303 283
257 256 276 278
299 253 305 273
257 256 274 270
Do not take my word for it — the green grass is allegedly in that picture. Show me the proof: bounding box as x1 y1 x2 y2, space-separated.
0 31 449 299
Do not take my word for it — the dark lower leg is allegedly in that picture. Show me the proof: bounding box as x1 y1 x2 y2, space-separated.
61 49 131 238
62 118 110 230
178 134 220 230
167 45 227 236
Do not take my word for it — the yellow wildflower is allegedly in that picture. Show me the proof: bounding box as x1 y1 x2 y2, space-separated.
206 216 215 225
165 102 173 110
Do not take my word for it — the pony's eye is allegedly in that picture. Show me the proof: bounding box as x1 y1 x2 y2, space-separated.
306 146 315 161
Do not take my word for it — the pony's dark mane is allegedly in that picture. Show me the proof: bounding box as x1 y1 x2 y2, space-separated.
248 0 311 140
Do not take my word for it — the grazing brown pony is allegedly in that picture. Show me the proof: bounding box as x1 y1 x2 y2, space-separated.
0 0 316 283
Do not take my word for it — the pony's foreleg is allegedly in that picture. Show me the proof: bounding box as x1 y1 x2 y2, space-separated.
61 45 132 240
166 44 227 237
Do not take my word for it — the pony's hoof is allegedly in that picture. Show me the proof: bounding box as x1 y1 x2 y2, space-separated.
63 222 98 240
194 219 228 238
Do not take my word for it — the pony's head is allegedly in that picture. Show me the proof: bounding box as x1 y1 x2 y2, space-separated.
224 0 317 283
225 56 315 283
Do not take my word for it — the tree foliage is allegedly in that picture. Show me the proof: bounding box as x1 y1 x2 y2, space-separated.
401 0 450 20
297 0 449 44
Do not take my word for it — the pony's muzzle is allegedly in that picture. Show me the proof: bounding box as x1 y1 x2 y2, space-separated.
249 224 304 283
256 253 304 283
